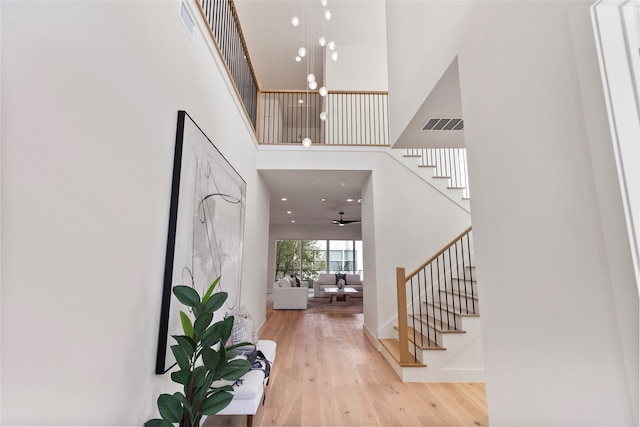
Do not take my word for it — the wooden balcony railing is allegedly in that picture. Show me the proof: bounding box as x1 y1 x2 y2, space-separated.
197 0 259 129
259 91 389 146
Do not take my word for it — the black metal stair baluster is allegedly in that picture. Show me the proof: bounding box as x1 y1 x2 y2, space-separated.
417 270 424 348
409 277 417 362
429 263 436 347
436 256 444 331
467 231 476 314
447 246 456 330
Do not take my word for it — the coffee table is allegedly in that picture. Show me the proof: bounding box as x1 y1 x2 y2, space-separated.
324 287 358 305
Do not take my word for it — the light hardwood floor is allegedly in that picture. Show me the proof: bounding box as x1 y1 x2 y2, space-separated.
204 303 488 427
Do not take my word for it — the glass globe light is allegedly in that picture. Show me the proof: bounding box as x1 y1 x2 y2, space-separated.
320 111 327 121
327 41 336 51
324 9 332 20
298 47 307 57
302 137 312 147
319 36 327 46
307 73 316 82
319 86 328 96
291 16 300 26
308 80 318 90
331 51 338 61
295 56 302 62
320 0 327 6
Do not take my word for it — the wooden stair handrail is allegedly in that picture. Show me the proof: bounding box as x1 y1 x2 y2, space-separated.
406 226 472 280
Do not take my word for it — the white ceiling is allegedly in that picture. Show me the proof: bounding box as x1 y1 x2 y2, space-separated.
234 0 387 91
259 169 370 226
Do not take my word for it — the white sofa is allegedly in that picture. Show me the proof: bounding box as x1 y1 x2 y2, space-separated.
273 276 308 309
313 273 363 298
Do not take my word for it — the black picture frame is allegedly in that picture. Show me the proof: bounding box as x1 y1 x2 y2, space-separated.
155 111 246 374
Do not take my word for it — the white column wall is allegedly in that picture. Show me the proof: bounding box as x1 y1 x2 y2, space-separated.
1 1 269 424
457 2 638 425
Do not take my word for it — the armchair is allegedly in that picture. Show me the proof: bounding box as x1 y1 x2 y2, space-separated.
273 276 308 309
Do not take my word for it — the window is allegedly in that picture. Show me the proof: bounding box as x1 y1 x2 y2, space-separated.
275 239 363 282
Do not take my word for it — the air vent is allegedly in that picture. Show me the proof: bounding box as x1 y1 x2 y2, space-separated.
422 118 464 131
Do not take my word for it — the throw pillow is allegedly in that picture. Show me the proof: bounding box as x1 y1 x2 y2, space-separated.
227 306 258 346
278 276 291 287
335 273 346 286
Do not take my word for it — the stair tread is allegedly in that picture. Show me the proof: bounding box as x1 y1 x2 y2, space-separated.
452 276 478 283
379 338 426 367
410 314 466 333
438 288 480 300
394 326 446 350
425 300 480 317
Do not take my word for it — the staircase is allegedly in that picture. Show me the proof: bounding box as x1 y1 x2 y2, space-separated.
378 227 485 382
386 148 470 212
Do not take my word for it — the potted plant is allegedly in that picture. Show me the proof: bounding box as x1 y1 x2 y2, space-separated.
146 277 251 427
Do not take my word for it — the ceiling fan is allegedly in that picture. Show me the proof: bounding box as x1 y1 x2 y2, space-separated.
331 211 361 226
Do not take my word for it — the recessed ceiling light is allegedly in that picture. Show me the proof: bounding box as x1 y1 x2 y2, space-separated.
347 198 353 202
287 211 292 214
298 99 304 104
321 198 326 202
357 198 362 203
291 220 296 223
281 197 287 201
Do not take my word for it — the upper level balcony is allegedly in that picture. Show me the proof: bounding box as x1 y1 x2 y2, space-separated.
196 0 389 148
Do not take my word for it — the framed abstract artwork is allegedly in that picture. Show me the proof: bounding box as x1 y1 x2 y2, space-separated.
155 110 246 374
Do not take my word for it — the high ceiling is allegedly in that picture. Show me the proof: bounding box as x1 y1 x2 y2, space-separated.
233 0 386 228
234 0 387 91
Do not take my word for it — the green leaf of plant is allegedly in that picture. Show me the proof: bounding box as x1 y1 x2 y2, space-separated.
201 291 227 314
200 390 234 415
220 359 251 381
218 315 234 343
202 277 220 304
209 385 233 393
173 285 200 307
170 345 191 371
179 311 194 338
144 419 173 427
201 346 221 370
192 365 207 389
201 321 227 348
194 312 213 338
173 335 196 358
173 392 192 417
170 368 191 386
157 393 183 423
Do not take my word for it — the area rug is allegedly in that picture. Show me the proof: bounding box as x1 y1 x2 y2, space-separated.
305 296 363 314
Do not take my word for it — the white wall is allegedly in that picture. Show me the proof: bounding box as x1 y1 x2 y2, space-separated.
592 0 640 291
1 1 269 424
456 1 638 425
385 1 474 144
325 45 389 91
257 148 471 338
